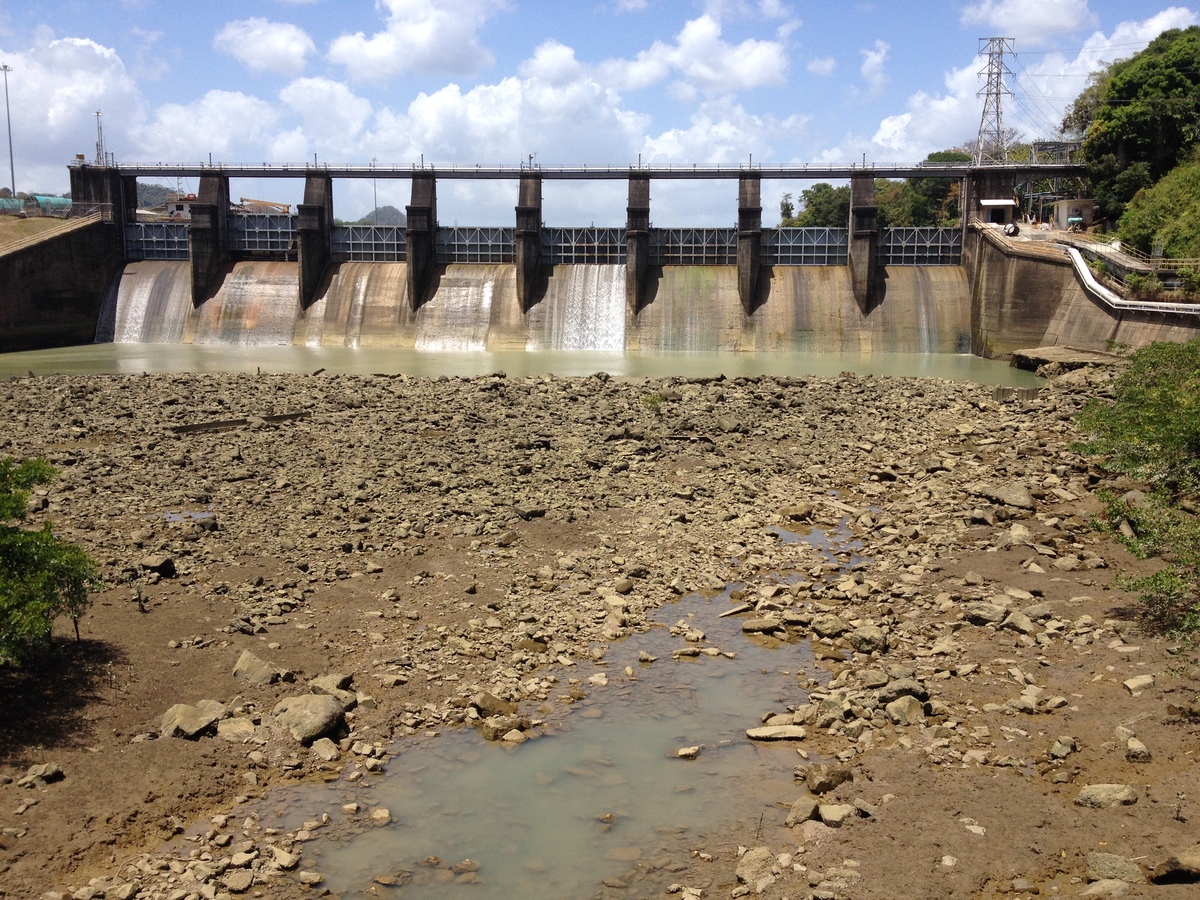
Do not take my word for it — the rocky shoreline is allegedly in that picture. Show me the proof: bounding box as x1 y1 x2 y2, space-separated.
1 367 1198 899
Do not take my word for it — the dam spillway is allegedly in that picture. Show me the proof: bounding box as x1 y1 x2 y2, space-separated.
96 261 973 354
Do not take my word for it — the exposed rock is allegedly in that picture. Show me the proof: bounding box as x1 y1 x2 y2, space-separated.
1150 847 1200 884
272 695 346 745
1075 784 1139 809
161 702 222 739
233 649 282 687
746 725 807 741
1086 852 1146 883
735 847 775 885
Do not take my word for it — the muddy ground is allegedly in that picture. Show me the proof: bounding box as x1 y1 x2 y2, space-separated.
0 368 1197 900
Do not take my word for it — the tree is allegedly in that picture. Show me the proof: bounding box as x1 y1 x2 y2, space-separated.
1080 26 1200 222
786 182 851 228
1117 147 1200 258
0 458 99 664
779 193 796 224
910 149 971 226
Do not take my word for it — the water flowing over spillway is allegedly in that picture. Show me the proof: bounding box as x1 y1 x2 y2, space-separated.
527 265 627 351
97 260 972 353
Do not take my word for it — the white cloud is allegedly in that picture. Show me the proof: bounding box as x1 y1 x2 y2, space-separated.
960 0 1096 47
214 18 316 76
859 40 889 94
131 91 280 161
327 0 498 81
807 56 835 77
279 78 373 154
519 40 585 86
0 36 140 191
616 0 648 10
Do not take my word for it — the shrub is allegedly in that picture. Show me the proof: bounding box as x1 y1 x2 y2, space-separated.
1075 340 1200 495
0 458 99 664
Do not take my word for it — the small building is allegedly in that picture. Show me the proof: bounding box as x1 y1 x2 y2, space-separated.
978 198 1018 226
1050 199 1096 231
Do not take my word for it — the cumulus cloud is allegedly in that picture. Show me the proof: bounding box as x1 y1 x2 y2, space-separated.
327 0 497 81
859 40 889 94
961 0 1096 46
598 15 787 96
131 91 280 161
214 18 316 75
279 78 373 155
0 36 140 190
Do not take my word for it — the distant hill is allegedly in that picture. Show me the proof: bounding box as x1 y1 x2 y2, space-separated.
137 182 177 210
352 205 406 226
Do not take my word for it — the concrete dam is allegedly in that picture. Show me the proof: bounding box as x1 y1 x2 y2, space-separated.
96 260 971 354
5 160 1199 356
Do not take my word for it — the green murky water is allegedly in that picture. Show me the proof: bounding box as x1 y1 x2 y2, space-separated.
0 344 1041 386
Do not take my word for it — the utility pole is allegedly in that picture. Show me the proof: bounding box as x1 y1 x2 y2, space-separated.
94 109 106 165
1 64 13 196
975 37 1015 166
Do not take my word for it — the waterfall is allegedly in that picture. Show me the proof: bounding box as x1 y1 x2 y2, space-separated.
106 261 193 343
414 274 494 351
529 264 626 350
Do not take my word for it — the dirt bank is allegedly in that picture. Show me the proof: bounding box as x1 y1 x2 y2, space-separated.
1 368 1197 899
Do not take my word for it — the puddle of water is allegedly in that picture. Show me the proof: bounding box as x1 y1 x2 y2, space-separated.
252 526 861 897
253 595 811 897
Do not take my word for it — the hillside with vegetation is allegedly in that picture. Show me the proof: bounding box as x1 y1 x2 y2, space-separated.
1068 25 1200 257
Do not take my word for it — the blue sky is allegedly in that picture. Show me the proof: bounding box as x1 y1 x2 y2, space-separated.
0 0 1195 224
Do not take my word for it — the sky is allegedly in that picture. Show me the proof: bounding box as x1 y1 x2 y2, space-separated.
0 0 1196 225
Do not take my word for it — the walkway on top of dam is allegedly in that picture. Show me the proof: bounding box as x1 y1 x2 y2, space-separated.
94 161 1084 181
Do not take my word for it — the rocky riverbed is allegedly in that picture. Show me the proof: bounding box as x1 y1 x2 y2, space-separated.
1 367 1198 899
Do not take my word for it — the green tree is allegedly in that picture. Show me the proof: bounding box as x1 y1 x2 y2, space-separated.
788 182 851 228
910 149 971 225
1117 147 1200 258
1080 26 1200 222
0 458 99 664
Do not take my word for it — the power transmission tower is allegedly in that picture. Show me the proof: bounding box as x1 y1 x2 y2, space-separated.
975 37 1015 166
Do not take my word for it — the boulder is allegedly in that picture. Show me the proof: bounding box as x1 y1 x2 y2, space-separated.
735 847 775 885
847 625 887 654
746 725 807 741
1075 784 1138 809
810 614 849 638
785 796 819 826
1086 853 1146 883
161 702 222 739
234 649 281 687
272 695 346 745
803 763 853 794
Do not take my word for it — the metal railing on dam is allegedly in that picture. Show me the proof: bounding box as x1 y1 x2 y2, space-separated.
126 219 960 266
98 160 1083 182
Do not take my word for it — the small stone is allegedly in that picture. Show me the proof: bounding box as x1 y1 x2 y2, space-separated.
370 807 392 825
1123 675 1154 696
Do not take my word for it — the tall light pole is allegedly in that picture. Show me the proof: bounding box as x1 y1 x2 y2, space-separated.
1 64 14 196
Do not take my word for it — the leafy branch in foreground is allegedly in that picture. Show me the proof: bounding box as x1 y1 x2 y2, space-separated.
0 457 100 664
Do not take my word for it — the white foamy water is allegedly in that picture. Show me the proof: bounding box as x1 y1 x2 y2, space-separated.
193 263 299 346
108 262 193 343
414 278 494 351
530 264 626 350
